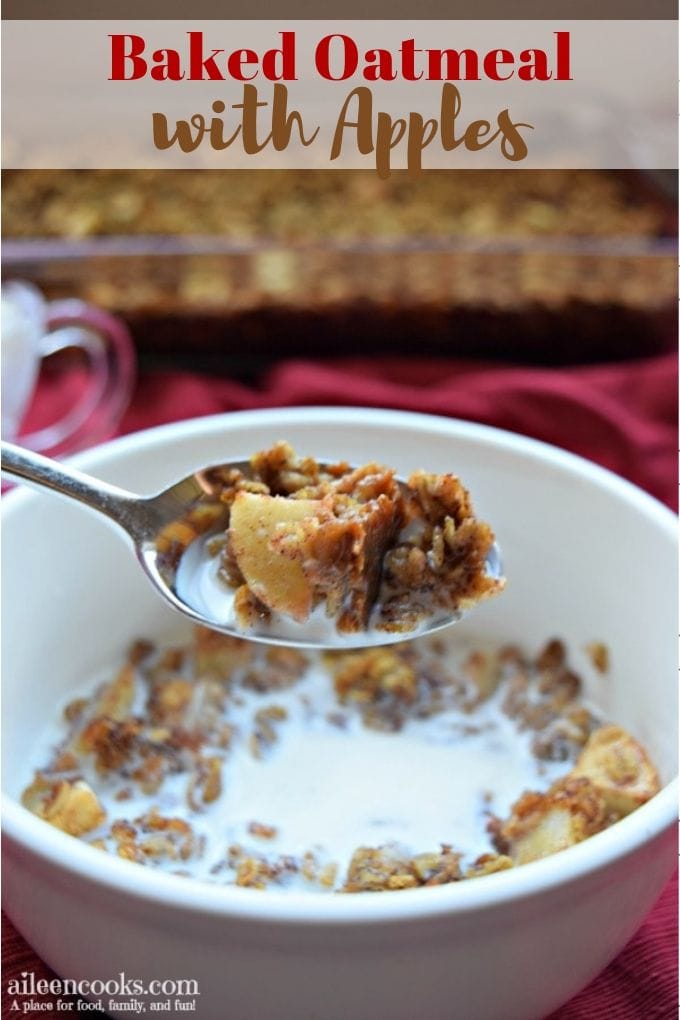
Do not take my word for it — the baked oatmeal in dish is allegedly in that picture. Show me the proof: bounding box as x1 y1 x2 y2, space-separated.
22 629 660 893
176 441 504 639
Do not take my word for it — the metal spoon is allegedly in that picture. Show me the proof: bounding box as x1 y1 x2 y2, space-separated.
1 441 503 649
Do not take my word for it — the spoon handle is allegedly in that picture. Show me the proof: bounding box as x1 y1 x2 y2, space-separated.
0 440 141 534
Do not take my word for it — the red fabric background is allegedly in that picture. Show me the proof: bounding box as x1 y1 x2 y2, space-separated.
4 351 678 1018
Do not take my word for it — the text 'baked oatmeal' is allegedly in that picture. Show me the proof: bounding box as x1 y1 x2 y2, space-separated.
22 629 660 893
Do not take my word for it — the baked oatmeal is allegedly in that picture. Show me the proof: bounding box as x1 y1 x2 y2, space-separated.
22 629 660 892
176 441 504 639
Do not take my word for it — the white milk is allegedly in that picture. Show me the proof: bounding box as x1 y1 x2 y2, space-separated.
30 646 570 890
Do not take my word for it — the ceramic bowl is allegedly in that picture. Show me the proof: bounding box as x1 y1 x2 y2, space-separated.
2 407 677 1020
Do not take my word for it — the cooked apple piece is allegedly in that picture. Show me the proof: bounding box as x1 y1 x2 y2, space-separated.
570 725 660 818
229 492 323 622
22 775 106 837
500 777 607 865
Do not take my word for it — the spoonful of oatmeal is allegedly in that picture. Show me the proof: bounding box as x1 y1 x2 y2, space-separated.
1 440 504 649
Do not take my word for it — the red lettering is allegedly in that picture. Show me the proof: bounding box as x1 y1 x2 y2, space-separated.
227 49 259 81
518 49 551 81
188 31 225 80
400 39 424 81
428 49 479 81
483 49 515 81
555 31 572 80
364 48 397 82
315 34 358 81
261 31 297 81
109 34 147 80
150 48 185 81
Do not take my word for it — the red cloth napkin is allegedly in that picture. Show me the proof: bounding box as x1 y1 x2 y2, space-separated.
27 352 676 508
4 351 678 1018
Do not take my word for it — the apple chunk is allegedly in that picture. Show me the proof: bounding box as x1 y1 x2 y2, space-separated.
229 491 323 622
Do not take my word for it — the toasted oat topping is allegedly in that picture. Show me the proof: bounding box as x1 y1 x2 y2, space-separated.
343 844 462 892
248 821 279 840
585 642 610 674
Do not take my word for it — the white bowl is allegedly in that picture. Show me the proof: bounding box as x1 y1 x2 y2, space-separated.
2 407 677 1020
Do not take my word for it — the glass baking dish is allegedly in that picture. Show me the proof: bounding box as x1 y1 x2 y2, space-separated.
2 231 676 374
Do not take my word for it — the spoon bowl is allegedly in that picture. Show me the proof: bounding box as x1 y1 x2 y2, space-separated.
1 441 502 649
